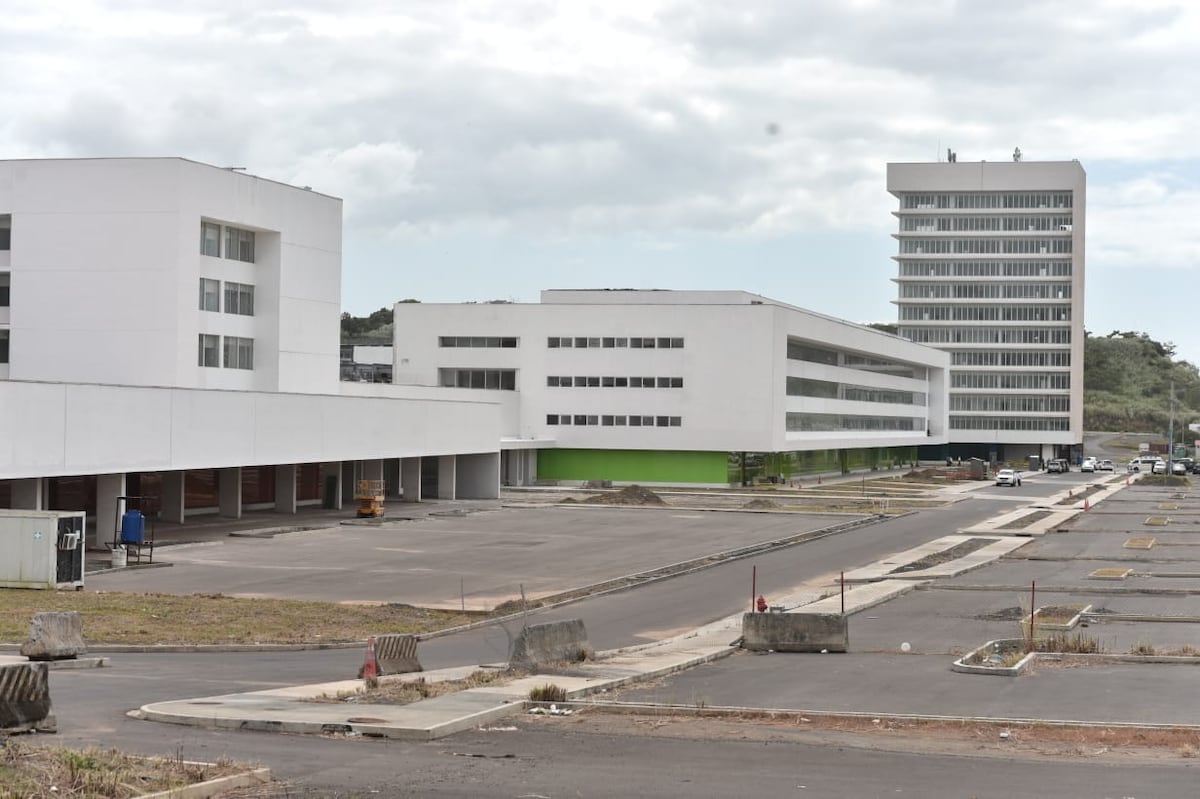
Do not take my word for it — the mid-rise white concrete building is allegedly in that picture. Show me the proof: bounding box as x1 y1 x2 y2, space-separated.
0 158 502 545
887 158 1086 463
392 290 950 486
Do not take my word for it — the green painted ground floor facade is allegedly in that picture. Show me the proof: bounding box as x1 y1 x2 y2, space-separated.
535 447 921 486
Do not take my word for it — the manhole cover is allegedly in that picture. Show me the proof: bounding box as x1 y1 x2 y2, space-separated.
1144 516 1171 526
1124 537 1156 549
1089 568 1131 580
347 716 388 724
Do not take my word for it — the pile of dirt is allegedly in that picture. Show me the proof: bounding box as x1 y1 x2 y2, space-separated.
743 498 781 509
581 485 667 506
975 606 1025 622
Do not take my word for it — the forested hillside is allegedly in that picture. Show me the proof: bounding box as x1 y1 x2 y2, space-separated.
1084 331 1200 432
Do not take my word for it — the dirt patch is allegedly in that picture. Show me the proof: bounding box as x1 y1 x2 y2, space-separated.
529 708 1200 763
1055 484 1108 505
581 485 667 506
998 510 1054 530
888 537 996 574
975 606 1025 622
743 498 781 509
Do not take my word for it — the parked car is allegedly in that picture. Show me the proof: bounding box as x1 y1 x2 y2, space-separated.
1172 461 1188 475
1047 459 1069 473
1080 458 1096 473
1153 460 1168 475
1098 459 1115 471
1128 456 1163 473
995 468 1022 487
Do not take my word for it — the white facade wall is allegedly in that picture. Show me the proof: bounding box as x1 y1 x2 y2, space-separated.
0 380 500 480
0 158 342 394
392 291 948 454
887 160 1085 449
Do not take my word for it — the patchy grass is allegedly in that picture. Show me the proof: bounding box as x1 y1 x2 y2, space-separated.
307 669 511 705
529 683 567 702
0 589 481 646
0 740 260 798
1027 631 1102 654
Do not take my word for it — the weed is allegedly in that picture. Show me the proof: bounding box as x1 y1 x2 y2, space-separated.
1027 632 1102 654
1130 642 1156 656
529 683 567 703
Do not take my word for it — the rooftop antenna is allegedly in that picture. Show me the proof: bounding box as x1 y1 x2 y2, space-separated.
947 148 957 163
1012 147 1022 162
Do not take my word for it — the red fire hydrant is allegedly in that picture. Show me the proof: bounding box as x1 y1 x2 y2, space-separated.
756 595 768 613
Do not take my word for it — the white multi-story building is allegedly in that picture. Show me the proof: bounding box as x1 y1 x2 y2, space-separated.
887 158 1086 463
0 158 502 544
392 290 950 486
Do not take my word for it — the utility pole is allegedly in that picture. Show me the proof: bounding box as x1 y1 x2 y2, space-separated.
1168 381 1176 482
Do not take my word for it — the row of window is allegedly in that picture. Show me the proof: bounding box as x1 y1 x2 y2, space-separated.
439 336 518 348
900 305 1071 322
438 368 517 390
900 192 1074 210
951 351 1072 367
547 336 684 349
199 278 255 315
200 221 256 263
903 327 1072 345
546 414 682 427
951 372 1071 390
949 416 1071 431
900 239 1073 255
899 283 1071 299
785 413 921 432
898 260 1073 278
950 395 1071 413
197 334 254 370
547 375 683 388
786 377 926 406
900 215 1073 232
787 342 927 380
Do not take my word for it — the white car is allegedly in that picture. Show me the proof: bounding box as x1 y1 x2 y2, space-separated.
995 468 1022 487
1128 456 1163 473
1080 458 1096 473
1098 460 1115 471
1152 460 1167 475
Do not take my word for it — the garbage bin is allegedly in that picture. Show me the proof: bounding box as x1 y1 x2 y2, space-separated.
120 511 145 545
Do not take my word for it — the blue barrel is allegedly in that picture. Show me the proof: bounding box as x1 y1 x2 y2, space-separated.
120 511 145 544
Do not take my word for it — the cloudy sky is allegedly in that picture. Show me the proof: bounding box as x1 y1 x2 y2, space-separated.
5 1 1199 361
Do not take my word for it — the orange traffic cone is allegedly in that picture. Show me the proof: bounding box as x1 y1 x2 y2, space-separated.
360 636 379 682
1083 497 1090 511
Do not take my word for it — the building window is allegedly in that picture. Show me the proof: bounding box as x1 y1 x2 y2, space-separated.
0 330 8 363
1 214 12 250
224 282 254 316
0 272 9 307
199 278 220 312
200 221 221 257
223 336 254 370
224 226 255 263
547 414 559 425
197 334 219 367
438 368 517 390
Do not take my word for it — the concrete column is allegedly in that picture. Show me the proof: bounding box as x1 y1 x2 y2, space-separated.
320 462 343 510
218 467 242 519
274 464 297 514
455 452 500 499
437 455 457 500
95 473 127 549
10 478 45 510
400 457 421 503
160 471 185 524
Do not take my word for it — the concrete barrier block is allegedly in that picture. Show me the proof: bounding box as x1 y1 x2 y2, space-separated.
0 662 56 733
509 619 592 666
375 634 423 675
741 612 848 653
20 611 87 660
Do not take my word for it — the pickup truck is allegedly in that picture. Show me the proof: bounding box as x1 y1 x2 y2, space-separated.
995 468 1022 487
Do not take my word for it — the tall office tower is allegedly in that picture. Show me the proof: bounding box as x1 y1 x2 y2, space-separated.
887 156 1085 464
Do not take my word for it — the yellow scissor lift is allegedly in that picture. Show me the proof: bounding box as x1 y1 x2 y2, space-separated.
355 480 386 518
